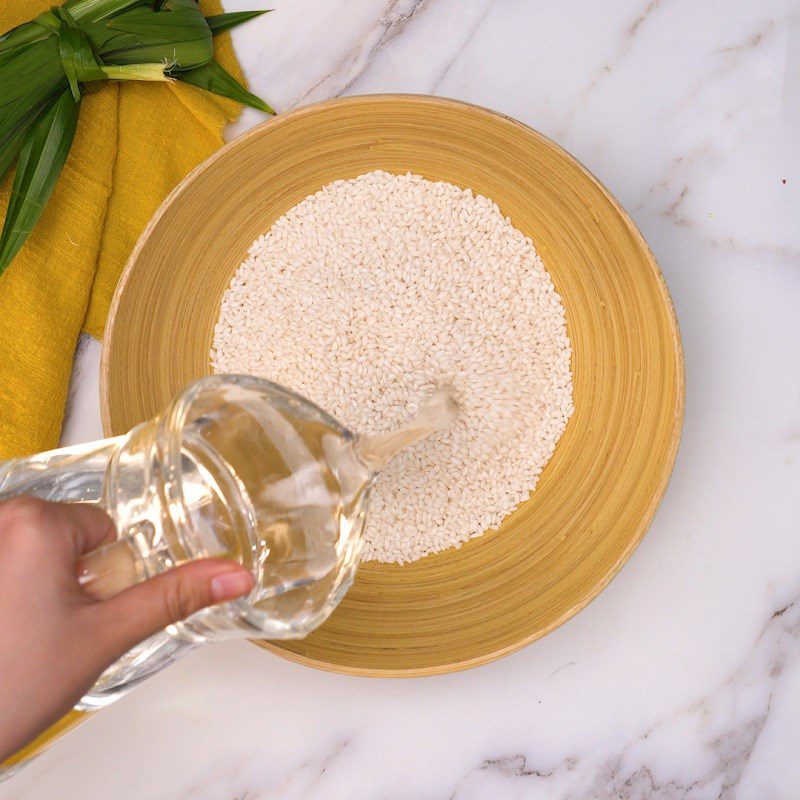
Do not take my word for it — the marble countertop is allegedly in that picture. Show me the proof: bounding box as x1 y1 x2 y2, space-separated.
3 1 799 797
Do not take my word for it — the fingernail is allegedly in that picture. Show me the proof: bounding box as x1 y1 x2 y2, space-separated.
211 569 254 601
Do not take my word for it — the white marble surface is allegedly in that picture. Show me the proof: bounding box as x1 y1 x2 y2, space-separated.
3 0 799 797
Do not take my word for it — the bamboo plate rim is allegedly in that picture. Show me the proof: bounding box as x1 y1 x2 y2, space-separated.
101 94 685 677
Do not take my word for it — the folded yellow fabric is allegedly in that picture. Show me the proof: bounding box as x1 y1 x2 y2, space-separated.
0 0 244 459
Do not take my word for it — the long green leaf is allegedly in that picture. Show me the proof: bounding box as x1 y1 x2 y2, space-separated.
106 0 210 37
64 0 154 25
106 10 208 40
0 94 58 158
101 39 213 68
0 38 65 112
205 10 271 36
0 124 29 185
97 4 213 67
160 0 207 11
0 96 55 184
0 38 67 144
78 0 208 62
176 59 275 114
0 20 51 61
79 17 144 53
0 90 81 277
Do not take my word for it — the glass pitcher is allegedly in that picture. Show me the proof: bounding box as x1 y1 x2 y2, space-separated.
0 374 457 718
0 375 372 712
0 373 456 778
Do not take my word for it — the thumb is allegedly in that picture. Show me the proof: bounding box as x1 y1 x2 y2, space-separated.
89 559 254 658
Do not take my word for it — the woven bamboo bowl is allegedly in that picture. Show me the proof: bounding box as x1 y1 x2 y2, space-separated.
102 95 684 676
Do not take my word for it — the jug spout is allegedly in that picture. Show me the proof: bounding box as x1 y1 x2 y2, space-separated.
355 385 459 472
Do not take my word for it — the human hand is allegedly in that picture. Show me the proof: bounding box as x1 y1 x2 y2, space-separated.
0 496 254 761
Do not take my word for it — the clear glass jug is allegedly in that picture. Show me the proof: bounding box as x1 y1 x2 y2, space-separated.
0 374 456 713
0 375 368 708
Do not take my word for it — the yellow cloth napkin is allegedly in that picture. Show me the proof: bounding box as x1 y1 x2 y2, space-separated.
0 0 245 459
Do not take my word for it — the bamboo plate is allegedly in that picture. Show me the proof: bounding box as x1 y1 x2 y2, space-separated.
102 95 684 676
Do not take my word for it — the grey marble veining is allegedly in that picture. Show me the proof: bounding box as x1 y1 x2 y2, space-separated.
446 593 800 799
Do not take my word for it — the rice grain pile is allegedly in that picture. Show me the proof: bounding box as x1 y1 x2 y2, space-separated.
211 171 573 563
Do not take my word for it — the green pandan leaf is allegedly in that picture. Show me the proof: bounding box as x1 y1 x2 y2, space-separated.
177 58 274 114
206 9 271 36
0 89 80 276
